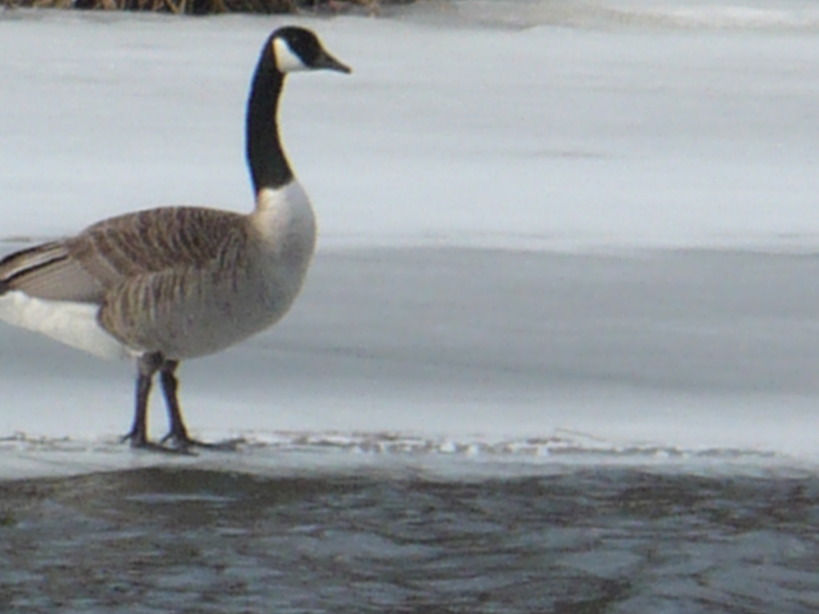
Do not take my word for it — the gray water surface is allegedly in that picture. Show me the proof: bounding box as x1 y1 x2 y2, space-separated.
1 466 818 613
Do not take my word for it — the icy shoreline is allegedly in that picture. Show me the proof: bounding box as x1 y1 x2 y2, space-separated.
2 246 818 478
1 6 818 478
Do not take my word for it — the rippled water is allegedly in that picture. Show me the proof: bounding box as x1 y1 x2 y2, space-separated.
2 463 818 613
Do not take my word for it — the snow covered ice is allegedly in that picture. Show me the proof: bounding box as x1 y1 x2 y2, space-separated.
1 3 819 611
1 1 818 470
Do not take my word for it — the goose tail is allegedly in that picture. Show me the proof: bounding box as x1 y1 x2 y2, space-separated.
1 243 69 296
0 242 130 360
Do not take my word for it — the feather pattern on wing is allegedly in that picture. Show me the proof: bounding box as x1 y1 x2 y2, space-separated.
0 207 247 305
0 242 101 302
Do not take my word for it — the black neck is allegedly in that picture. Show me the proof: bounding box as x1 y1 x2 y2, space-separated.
246 52 293 194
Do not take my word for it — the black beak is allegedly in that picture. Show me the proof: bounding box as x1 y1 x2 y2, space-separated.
314 50 352 74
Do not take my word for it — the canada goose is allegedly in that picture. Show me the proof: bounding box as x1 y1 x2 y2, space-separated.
0 26 351 451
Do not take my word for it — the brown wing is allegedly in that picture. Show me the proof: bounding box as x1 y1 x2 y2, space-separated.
0 207 247 304
0 241 100 302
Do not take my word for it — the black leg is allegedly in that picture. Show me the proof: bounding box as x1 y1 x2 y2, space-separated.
121 352 163 448
159 359 192 445
158 359 242 451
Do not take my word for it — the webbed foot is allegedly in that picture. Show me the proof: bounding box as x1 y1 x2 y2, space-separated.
121 431 196 455
159 432 244 452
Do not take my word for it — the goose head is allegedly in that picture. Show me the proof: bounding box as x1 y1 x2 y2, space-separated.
268 26 352 75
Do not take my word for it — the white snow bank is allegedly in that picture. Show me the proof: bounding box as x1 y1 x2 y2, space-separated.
1 7 818 479
0 7 818 251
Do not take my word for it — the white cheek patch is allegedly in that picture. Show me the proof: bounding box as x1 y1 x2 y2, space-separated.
273 38 309 73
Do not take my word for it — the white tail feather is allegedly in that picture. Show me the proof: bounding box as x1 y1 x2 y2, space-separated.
0 291 133 360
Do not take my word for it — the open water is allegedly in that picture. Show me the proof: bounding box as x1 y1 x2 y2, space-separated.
2 462 819 613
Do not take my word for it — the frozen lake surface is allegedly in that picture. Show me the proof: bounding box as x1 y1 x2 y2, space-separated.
1 2 819 611
2 246 819 476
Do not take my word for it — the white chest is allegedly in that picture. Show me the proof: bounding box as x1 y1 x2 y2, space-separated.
253 182 316 251
250 181 317 301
